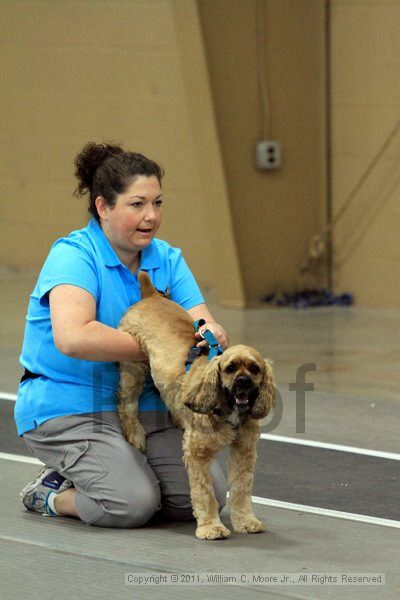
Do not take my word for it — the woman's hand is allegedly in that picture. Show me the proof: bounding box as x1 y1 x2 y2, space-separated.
194 322 229 350
186 303 229 350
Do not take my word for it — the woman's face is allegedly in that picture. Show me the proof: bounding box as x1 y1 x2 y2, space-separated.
97 175 163 258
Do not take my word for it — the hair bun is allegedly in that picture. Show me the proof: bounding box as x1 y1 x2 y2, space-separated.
73 142 124 198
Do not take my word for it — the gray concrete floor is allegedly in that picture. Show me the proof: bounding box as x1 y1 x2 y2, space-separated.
1 269 399 599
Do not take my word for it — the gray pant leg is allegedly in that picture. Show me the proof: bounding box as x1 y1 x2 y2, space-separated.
141 412 228 521
23 410 228 527
23 412 161 528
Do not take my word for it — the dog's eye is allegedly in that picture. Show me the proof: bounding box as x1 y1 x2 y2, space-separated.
249 364 260 374
224 364 236 373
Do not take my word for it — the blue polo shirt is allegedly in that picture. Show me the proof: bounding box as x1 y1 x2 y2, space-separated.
14 218 204 436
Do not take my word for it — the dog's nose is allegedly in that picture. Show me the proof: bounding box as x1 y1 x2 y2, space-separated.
235 376 252 388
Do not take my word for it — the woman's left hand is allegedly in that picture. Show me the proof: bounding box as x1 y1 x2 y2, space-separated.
195 323 229 350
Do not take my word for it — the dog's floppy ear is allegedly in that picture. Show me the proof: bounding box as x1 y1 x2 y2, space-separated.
251 358 276 420
183 356 222 414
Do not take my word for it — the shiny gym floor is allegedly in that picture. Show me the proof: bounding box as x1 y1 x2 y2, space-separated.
1 270 399 600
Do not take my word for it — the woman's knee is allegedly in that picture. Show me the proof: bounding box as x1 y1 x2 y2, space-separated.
91 483 161 528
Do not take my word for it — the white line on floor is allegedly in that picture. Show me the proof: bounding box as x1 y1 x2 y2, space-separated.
260 433 400 461
2 391 399 461
0 392 17 401
0 452 43 465
2 451 399 530
251 496 400 530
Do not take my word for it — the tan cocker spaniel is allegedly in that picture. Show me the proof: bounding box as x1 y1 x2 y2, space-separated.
118 271 275 540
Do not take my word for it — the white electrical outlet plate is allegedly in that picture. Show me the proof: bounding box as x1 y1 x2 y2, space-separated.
256 140 282 170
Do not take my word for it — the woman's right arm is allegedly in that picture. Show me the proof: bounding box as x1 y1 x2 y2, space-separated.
49 284 146 362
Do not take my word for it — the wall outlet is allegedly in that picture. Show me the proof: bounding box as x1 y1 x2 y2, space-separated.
256 140 282 170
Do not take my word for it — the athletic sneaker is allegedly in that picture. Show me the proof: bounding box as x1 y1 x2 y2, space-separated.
20 466 73 516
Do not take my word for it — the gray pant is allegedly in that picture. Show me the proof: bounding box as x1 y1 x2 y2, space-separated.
23 411 228 528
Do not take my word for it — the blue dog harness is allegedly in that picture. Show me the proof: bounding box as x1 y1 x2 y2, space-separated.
185 319 225 372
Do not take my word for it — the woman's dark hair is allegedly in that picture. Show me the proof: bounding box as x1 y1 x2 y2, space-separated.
73 142 164 220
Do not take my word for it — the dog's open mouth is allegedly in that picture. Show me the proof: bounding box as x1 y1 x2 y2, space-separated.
223 384 258 413
224 388 254 413
234 393 249 407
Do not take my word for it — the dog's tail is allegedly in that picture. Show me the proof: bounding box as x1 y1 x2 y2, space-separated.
138 270 158 299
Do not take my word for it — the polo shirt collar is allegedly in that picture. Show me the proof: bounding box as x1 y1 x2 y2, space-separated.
87 218 161 270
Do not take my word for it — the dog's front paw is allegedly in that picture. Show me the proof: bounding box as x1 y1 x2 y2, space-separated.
232 517 266 534
195 523 231 540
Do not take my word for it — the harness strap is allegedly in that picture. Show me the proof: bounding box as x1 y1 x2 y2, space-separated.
193 318 206 331
185 320 224 372
198 328 225 360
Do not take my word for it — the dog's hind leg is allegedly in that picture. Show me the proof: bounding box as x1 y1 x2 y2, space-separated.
228 421 266 533
118 361 149 452
183 429 230 540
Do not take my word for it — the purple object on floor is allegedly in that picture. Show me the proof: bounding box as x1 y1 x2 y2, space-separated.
262 289 354 309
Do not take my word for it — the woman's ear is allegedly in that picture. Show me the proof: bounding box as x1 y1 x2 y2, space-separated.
182 356 222 414
251 358 276 420
95 196 108 221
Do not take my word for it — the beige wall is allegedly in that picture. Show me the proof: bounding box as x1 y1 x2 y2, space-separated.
4 0 397 308
331 0 400 307
198 0 327 304
0 0 244 305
